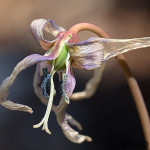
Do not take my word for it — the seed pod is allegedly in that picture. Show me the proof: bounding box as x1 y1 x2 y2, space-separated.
54 44 69 71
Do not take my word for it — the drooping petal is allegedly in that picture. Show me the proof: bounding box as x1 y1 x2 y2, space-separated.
65 113 83 131
0 54 55 113
67 37 150 70
71 64 105 100
64 53 76 98
65 65 76 98
1 101 33 113
55 97 92 143
31 19 65 50
99 37 150 61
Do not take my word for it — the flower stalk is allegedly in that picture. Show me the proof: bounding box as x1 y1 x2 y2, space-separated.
69 23 150 149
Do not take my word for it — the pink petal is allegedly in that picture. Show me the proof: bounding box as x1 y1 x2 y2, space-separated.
55 98 92 143
31 19 65 50
65 62 76 98
67 38 104 70
68 37 150 70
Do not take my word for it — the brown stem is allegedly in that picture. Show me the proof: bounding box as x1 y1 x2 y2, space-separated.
69 23 150 149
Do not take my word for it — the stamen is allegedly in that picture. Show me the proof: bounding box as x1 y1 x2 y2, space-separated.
59 81 62 95
60 73 70 104
41 68 51 99
33 72 55 134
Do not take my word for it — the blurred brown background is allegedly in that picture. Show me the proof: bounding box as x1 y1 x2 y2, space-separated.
0 0 150 84
0 0 150 150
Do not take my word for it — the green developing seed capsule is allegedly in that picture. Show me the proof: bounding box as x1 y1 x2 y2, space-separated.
48 34 71 71
49 43 69 71
54 44 69 71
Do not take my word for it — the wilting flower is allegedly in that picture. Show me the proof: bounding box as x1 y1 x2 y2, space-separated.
1 19 150 143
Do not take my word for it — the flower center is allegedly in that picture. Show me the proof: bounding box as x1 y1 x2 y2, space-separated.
48 34 72 71
53 43 69 71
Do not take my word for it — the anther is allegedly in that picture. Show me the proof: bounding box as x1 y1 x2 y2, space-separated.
41 68 51 99
60 73 70 104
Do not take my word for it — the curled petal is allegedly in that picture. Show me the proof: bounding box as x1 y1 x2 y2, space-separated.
65 113 83 131
71 64 105 100
0 54 54 113
65 63 76 98
1 100 33 113
67 37 150 70
55 98 92 143
67 38 104 70
31 19 65 50
53 105 83 131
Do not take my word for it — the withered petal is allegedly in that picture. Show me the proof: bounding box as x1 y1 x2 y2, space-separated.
55 98 92 143
67 37 150 70
65 61 76 98
0 54 54 113
71 64 105 100
31 19 65 50
67 38 104 70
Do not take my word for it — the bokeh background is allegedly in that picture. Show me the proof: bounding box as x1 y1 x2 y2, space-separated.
0 0 150 150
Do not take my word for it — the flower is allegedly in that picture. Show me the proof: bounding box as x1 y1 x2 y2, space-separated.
1 19 150 143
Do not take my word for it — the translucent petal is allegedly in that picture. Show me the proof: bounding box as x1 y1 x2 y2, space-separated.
31 19 65 50
55 97 92 143
67 37 150 70
64 54 76 98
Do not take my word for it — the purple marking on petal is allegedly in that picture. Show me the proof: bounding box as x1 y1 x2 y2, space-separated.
67 38 104 70
64 64 76 98
69 36 150 67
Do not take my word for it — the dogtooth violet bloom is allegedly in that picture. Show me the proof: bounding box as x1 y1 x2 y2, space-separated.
1 19 150 143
